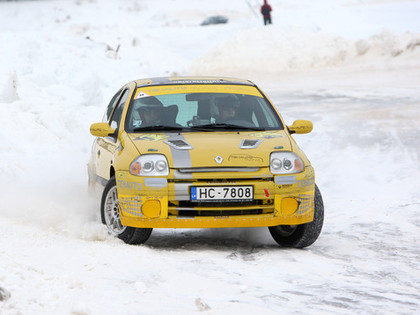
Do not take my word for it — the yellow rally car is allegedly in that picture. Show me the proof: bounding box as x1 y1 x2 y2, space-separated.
88 76 324 248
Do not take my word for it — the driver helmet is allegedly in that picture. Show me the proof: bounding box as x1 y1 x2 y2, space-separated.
136 96 164 112
213 95 239 121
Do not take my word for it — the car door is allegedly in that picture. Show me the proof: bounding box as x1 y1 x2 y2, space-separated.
94 88 130 183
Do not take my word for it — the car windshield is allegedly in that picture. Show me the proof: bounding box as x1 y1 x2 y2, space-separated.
125 87 284 133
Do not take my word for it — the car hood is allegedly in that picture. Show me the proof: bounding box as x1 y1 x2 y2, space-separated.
128 130 291 168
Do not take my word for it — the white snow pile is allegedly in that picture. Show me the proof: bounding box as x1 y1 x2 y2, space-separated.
191 29 420 75
0 0 419 314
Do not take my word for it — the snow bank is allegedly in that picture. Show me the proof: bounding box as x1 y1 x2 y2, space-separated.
190 28 420 76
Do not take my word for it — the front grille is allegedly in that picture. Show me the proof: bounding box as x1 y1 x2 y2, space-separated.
176 200 265 208
177 209 263 217
168 198 274 218
177 167 260 173
170 177 272 183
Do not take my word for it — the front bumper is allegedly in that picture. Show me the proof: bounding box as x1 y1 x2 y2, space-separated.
116 166 315 228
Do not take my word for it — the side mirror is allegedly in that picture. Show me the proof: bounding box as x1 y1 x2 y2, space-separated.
90 122 116 137
288 120 313 134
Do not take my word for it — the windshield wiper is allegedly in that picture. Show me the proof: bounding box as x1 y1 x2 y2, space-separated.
133 124 265 132
190 123 265 131
133 125 185 132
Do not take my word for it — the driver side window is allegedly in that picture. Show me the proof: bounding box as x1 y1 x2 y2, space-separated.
110 89 129 129
102 90 122 123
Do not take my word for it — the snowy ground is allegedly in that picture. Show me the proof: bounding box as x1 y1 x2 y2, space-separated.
1 0 419 314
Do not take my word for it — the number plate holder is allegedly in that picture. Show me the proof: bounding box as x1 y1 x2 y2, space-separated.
190 186 254 202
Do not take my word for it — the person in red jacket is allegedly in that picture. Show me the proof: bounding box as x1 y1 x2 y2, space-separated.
261 0 272 25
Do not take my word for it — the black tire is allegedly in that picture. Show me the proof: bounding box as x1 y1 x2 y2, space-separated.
101 176 153 245
269 185 324 248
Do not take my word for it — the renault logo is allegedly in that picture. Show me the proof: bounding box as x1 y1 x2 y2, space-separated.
215 156 223 164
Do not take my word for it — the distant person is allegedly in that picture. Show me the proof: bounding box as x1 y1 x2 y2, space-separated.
261 0 272 25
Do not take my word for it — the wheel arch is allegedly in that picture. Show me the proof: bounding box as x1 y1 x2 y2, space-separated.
110 166 115 179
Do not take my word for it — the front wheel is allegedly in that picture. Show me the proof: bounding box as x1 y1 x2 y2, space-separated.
101 176 152 244
269 185 324 248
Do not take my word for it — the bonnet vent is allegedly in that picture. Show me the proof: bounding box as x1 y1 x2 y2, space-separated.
164 139 193 150
239 139 262 149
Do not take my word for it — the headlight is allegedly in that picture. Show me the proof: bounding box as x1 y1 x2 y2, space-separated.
270 152 304 174
130 154 169 176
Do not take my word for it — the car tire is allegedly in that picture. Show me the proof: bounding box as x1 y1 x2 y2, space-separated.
101 176 153 245
269 185 324 248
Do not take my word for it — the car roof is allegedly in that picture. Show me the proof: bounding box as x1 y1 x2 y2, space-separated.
134 76 256 88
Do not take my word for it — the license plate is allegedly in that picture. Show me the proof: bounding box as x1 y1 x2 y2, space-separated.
190 186 253 202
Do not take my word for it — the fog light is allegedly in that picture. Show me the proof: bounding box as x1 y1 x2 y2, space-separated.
281 197 299 215
141 200 161 218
